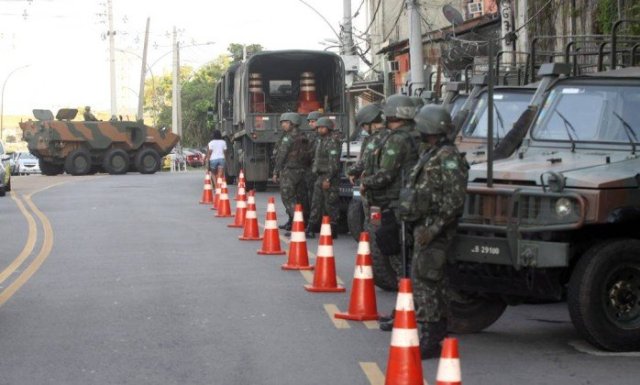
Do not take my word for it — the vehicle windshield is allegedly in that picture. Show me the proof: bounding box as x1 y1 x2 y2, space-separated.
462 91 532 138
449 95 468 117
20 152 36 159
532 83 640 143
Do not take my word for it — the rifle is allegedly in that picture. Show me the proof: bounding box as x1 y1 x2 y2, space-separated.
400 170 409 278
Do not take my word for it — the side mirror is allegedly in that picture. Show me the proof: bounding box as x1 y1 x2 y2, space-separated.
1 155 11 162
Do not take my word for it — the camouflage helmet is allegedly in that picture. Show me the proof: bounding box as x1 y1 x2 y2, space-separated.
410 96 424 109
307 111 322 121
356 104 382 127
315 117 335 130
279 112 302 126
382 94 417 120
84 106 91 111
414 105 453 136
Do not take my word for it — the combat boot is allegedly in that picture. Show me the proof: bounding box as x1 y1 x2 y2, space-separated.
378 310 395 332
279 217 292 231
305 226 316 239
331 224 338 239
418 319 448 359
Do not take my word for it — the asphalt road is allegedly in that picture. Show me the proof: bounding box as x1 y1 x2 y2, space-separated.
0 172 638 385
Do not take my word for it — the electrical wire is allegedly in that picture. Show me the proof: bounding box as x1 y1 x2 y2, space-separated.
380 1 405 43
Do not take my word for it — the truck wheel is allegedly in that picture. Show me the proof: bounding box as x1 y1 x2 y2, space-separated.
39 160 64 176
448 290 507 333
347 198 364 242
103 148 130 175
254 181 267 192
135 148 161 174
64 149 92 175
370 244 399 291
568 239 640 351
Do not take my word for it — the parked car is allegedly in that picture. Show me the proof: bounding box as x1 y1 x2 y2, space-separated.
183 148 204 167
14 152 41 175
162 149 186 171
0 140 12 196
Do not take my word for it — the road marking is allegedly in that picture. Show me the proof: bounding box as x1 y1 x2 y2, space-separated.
0 194 54 308
359 362 385 385
301 270 314 284
364 321 379 330
323 304 350 329
569 340 640 357
0 192 38 284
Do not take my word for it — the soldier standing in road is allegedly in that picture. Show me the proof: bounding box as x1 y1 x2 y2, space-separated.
272 112 311 231
347 103 387 222
306 117 341 239
360 94 419 329
304 111 323 221
398 105 468 358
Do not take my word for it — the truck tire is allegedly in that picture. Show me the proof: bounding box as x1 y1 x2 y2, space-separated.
40 160 64 176
0 186 5 197
448 290 507 333
103 148 130 175
347 198 365 242
568 239 640 351
371 245 399 291
135 148 161 174
64 148 92 175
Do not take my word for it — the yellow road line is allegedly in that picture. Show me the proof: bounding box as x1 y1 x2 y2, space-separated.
323 304 350 329
0 193 38 284
0 194 54 308
364 321 379 330
300 270 314 284
360 362 385 385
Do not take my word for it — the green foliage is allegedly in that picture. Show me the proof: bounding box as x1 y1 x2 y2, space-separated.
596 0 640 34
227 43 263 62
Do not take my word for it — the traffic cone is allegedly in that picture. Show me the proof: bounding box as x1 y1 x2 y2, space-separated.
435 338 462 385
239 190 262 241
257 197 286 255
384 278 424 385
211 173 223 211
282 204 313 270
304 216 345 292
335 232 379 320
228 184 247 228
215 180 233 217
199 171 214 204
235 169 246 201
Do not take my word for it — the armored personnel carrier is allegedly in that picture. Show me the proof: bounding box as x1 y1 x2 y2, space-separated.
19 109 179 175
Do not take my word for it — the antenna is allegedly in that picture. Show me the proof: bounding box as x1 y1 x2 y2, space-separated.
442 4 464 27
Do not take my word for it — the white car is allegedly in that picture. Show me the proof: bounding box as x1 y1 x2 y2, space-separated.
14 152 41 175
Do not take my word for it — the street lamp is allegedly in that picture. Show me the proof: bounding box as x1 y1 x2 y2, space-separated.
1 64 30 141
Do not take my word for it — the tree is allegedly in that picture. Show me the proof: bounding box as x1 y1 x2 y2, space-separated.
227 43 263 62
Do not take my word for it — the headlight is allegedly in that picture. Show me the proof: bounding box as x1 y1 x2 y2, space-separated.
555 198 573 217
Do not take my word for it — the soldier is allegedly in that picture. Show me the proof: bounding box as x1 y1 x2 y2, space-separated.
398 105 468 358
304 111 323 220
306 117 341 239
272 112 311 231
83 106 98 121
360 94 419 330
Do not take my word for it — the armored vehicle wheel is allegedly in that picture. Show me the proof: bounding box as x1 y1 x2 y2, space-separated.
39 160 64 176
448 290 507 333
64 149 92 175
370 240 399 291
568 239 640 351
103 148 130 175
0 186 5 197
347 198 365 242
135 148 161 174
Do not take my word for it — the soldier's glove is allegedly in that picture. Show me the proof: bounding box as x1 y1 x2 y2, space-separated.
322 179 331 190
415 225 440 247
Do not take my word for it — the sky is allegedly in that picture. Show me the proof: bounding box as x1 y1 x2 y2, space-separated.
0 0 365 116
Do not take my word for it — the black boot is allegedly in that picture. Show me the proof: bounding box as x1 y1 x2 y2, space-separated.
305 226 316 239
331 224 338 239
418 319 448 359
379 310 395 332
279 217 292 231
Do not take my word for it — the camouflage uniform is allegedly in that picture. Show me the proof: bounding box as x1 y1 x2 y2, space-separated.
273 128 311 220
362 122 419 275
304 129 320 218
308 134 341 229
405 139 468 324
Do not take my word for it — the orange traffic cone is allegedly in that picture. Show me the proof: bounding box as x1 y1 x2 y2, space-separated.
304 216 345 293
215 180 233 217
235 169 246 201
239 190 262 240
228 184 247 228
282 204 313 270
199 171 214 204
257 197 286 255
335 232 379 320
385 278 424 385
435 338 462 385
211 173 223 211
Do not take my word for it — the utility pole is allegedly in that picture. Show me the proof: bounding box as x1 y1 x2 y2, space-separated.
500 0 515 66
171 26 179 137
137 17 150 122
341 0 358 139
406 0 425 96
107 0 117 118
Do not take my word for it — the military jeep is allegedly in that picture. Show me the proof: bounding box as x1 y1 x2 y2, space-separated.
449 65 640 351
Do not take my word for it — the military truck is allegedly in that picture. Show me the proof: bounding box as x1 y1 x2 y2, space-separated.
448 63 640 352
213 50 348 191
19 109 179 175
